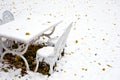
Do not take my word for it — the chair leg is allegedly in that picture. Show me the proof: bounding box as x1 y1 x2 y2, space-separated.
34 56 43 72
57 49 64 60
49 61 55 74
34 59 39 72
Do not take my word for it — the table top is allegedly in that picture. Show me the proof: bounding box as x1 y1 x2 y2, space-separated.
0 16 62 44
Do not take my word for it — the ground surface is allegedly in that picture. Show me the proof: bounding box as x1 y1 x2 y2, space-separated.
0 0 120 80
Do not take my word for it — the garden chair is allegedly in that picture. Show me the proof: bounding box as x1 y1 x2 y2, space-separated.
34 22 73 74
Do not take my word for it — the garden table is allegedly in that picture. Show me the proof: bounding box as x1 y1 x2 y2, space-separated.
0 16 62 71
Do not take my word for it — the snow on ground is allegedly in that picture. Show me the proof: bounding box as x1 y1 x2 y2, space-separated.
0 0 120 80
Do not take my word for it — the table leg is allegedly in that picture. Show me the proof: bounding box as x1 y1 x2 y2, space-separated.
0 38 30 71
42 26 55 38
42 20 63 38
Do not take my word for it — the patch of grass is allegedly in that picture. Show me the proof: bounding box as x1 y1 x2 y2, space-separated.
3 43 64 76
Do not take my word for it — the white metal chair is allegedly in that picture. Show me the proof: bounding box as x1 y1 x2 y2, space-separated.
34 22 73 74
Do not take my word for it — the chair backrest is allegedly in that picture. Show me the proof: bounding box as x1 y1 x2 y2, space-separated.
3 10 14 23
0 10 14 25
54 22 73 56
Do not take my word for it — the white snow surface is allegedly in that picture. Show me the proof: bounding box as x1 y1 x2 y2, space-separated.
0 0 120 80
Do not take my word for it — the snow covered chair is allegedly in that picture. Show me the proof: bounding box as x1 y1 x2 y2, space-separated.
34 22 73 74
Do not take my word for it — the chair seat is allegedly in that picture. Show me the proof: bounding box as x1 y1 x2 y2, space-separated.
37 46 54 57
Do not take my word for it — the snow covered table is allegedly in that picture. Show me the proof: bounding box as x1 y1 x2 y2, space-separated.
0 16 62 71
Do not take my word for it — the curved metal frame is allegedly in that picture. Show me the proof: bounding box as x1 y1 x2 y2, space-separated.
0 38 29 71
